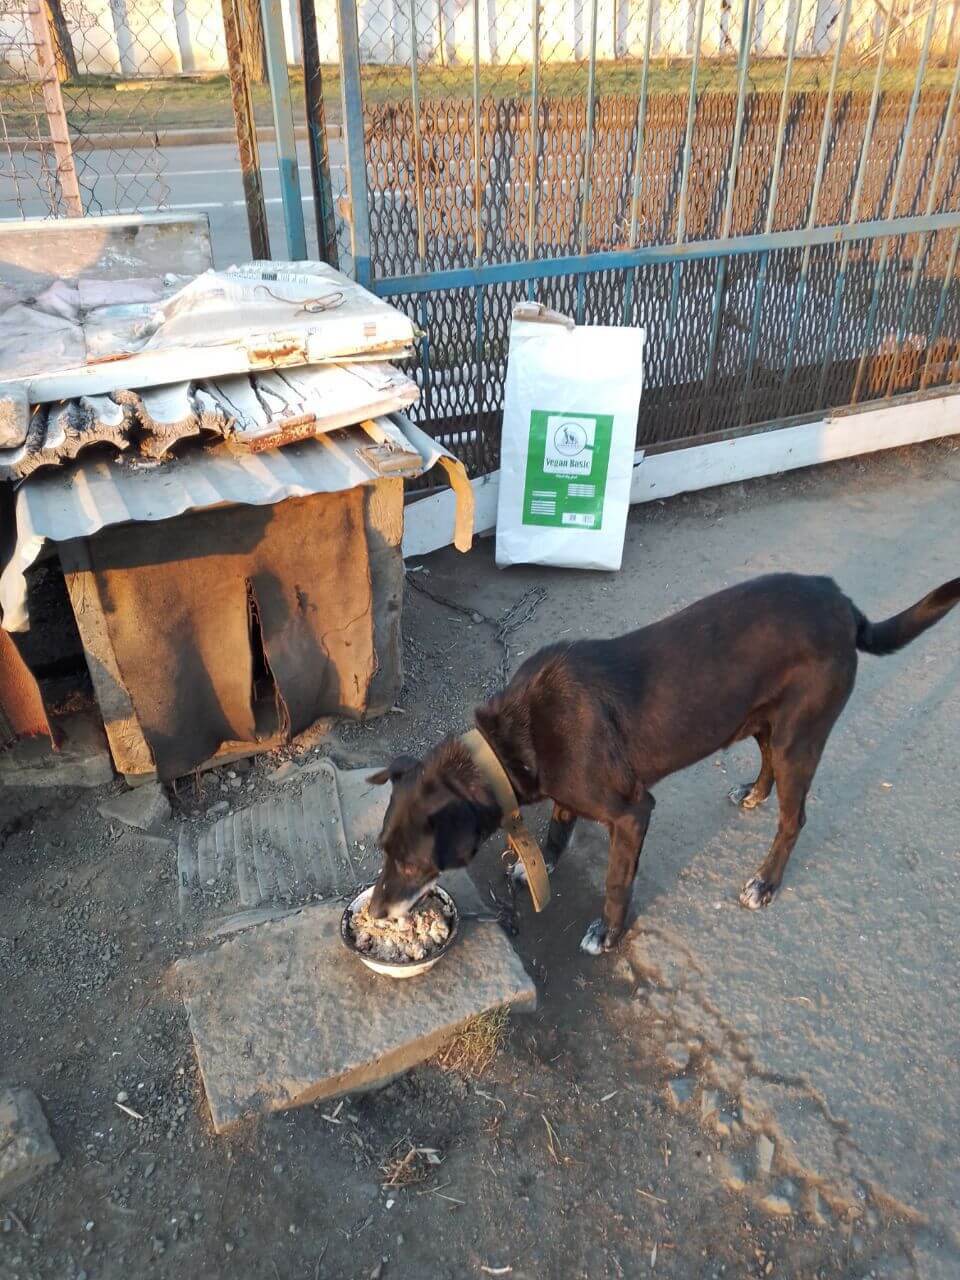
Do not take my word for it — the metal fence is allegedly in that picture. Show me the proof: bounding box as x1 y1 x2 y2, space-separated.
4 0 960 479
320 0 960 473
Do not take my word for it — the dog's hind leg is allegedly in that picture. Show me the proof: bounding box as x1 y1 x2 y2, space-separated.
511 803 577 885
740 673 853 910
728 727 774 809
581 790 655 955
738 752 814 910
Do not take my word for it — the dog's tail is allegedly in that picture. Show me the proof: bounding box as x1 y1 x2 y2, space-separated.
854 578 960 656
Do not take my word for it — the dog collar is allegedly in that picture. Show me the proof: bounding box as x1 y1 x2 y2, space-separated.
460 729 551 913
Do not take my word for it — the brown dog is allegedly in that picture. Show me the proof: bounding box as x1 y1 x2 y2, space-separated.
369 572 960 953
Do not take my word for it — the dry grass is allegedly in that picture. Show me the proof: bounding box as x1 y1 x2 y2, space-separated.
380 1141 442 1188
4 56 953 138
435 1007 510 1078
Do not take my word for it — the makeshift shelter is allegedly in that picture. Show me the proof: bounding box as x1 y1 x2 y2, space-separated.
0 215 472 782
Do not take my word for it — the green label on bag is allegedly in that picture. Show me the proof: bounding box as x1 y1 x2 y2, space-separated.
521 410 614 530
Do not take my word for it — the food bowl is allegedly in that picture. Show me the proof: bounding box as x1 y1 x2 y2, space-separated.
340 884 460 979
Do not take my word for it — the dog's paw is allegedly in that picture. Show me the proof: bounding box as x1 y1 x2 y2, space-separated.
728 783 765 809
509 859 528 886
739 875 778 910
580 919 613 955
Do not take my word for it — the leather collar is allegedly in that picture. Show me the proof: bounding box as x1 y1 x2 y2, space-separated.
460 728 551 912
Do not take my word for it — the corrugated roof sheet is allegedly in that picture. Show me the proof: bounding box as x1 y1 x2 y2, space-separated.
0 361 419 483
0 414 455 633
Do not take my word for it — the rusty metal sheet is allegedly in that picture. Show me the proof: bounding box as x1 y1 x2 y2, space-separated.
0 628 51 747
80 487 374 781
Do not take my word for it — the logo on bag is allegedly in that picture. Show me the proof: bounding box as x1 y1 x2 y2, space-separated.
554 420 588 456
543 414 595 475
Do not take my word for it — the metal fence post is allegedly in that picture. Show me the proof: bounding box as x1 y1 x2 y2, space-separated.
337 0 372 287
851 0 940 403
408 0 426 272
623 0 655 325
773 0 854 421
472 0 483 265
703 0 753 391
260 0 307 261
575 0 600 322
221 0 269 259
883 26 960 393
298 0 338 267
577 0 600 258
815 0 897 406
731 0 800 419
527 0 541 267
666 0 707 348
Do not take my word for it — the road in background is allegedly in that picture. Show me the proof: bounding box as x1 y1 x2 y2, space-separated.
0 138 349 268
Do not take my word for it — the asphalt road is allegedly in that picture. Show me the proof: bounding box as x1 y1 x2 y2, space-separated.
411 439 960 1279
0 138 349 268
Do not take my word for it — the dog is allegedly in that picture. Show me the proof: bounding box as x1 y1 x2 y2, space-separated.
368 573 960 954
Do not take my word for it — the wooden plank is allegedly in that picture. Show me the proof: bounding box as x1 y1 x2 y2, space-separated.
219 0 270 259
207 363 419 455
25 0 82 217
59 538 157 779
402 471 498 560
357 417 424 476
60 537 286 783
401 395 960 558
0 628 52 745
364 476 404 715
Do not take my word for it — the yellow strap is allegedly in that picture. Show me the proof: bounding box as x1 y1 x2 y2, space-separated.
460 729 551 913
437 455 475 553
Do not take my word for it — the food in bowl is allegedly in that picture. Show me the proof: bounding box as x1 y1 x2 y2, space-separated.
347 891 453 963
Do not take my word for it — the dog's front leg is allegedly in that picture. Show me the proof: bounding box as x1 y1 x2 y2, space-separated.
510 803 578 885
581 791 655 955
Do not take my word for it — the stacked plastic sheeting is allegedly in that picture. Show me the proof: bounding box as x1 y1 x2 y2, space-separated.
0 262 419 483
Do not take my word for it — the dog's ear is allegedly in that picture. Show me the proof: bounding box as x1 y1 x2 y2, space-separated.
367 754 420 787
428 800 480 870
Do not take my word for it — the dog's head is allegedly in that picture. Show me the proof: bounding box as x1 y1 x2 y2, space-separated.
366 740 502 919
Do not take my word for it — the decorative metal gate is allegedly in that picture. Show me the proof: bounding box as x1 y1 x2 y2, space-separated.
315 0 960 475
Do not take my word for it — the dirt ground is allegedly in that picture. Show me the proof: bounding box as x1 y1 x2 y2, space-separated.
2 439 959 1280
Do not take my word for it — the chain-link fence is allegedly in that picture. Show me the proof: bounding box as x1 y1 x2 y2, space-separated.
0 0 236 218
3 0 960 470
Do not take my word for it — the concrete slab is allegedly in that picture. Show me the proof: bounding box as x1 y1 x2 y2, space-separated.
98 780 171 832
177 759 369 913
0 711 113 788
324 763 390 846
176 901 535 1133
0 1087 59 1200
